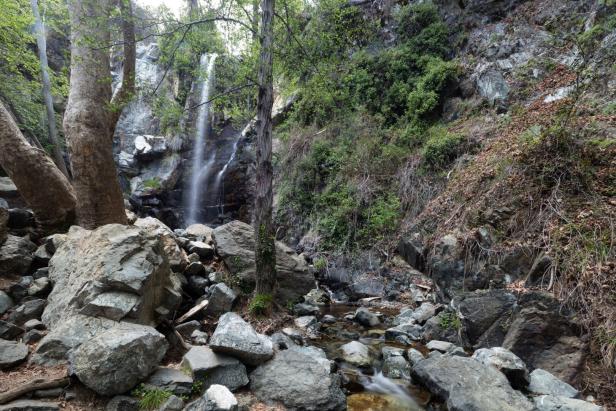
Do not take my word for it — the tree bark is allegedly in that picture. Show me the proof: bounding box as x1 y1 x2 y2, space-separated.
30 0 70 178
64 0 127 228
0 102 76 233
109 0 136 133
253 0 276 296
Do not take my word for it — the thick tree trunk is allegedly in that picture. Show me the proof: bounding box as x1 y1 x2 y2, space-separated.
254 0 276 296
0 102 76 233
109 0 136 133
30 0 70 178
64 0 127 228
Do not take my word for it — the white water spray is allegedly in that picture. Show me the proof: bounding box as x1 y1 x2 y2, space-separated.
362 371 420 409
186 53 217 224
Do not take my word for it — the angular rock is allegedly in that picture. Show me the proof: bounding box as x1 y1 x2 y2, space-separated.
191 330 208 345
294 315 317 330
0 290 14 315
32 244 52 268
78 291 140 321
348 273 385 299
105 396 139 411
209 313 273 366
385 323 422 342
22 329 45 344
354 308 380 327
0 401 59 411
180 346 248 392
175 320 200 340
133 217 187 272
250 346 346 411
185 385 238 411
412 355 533 411
71 323 168 395
186 275 208 297
185 224 214 242
28 278 51 298
426 340 455 353
0 340 29 369
406 348 425 366
421 312 463 345
213 221 313 302
0 320 22 340
0 235 36 276
472 347 529 389
528 369 579 398
398 232 425 271
340 341 371 367
159 395 184 411
24 319 45 331
188 241 215 259
145 367 193 396
381 347 410 380
293 303 319 316
8 299 46 326
204 283 237 317
303 288 329 306
532 395 603 411
185 261 206 276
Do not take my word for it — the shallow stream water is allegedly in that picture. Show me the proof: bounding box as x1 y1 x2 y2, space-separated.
312 304 431 411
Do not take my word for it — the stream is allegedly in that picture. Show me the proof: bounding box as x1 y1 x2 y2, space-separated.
312 303 431 411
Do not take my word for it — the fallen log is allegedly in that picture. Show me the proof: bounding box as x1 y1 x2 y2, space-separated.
0 376 70 404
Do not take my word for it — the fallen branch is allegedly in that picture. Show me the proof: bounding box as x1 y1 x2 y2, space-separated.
175 299 209 324
0 377 70 405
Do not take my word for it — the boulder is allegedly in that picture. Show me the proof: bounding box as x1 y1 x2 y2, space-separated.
0 235 36 276
133 217 187 272
71 323 167 395
294 315 317 330
397 232 425 271
340 341 372 367
421 312 464 345
0 340 29 369
527 369 578 398
185 261 206 276
159 395 184 411
0 290 14 315
503 292 586 384
532 395 603 411
188 241 215 259
144 367 193 396
204 283 237 317
213 221 313 302
426 340 455 353
475 68 509 106
411 355 533 411
185 385 238 411
406 348 425 366
8 299 46 326
22 329 45 344
185 224 214 243
250 346 346 411
303 288 329 305
180 346 248 392
385 323 422 342
353 308 380 327
293 303 319 316
209 312 273 366
0 401 59 411
381 347 410 380
0 320 22 340
175 320 200 340
105 396 139 411
472 347 529 389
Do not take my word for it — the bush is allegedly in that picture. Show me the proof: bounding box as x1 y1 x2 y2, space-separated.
249 293 274 315
131 384 172 410
421 126 465 170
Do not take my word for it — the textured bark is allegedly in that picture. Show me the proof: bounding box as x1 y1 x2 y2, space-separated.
0 102 76 233
109 0 136 133
253 0 277 295
64 0 127 228
30 0 70 178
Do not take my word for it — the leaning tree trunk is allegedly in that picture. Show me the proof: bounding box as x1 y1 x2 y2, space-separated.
253 0 277 296
0 102 76 233
109 0 136 133
64 0 127 228
30 0 70 178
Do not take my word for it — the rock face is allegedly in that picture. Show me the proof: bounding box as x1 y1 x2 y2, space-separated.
212 221 313 302
71 323 168 396
0 340 28 369
527 369 578 398
0 234 36 276
180 346 248 392
412 355 533 411
209 312 273 366
33 224 181 364
250 346 346 411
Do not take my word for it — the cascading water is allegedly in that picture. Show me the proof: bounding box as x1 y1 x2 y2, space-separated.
186 53 217 225
212 132 241 214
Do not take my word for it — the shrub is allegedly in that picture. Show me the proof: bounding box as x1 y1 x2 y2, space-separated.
249 293 274 315
131 384 172 410
439 312 462 330
421 126 465 169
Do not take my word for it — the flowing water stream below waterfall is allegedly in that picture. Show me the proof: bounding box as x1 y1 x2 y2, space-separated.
312 304 431 411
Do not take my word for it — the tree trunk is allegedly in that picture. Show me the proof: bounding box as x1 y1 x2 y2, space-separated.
254 0 276 296
109 0 136 133
0 102 76 233
30 0 70 178
64 0 127 228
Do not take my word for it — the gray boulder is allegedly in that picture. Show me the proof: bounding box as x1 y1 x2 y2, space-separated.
187 241 215 259
476 68 509 106
385 323 422 342
71 323 167 395
250 346 346 411
426 340 455 353
8 299 46 326
0 320 22 340
185 385 238 411
0 401 59 411
185 224 214 242
340 341 371 367
209 312 273 366
0 235 36 276
0 290 14 315
382 347 410 380
180 346 248 392
353 307 380 327
406 348 425 366
395 303 438 326
472 347 529 389
0 340 28 369
533 395 604 411
159 395 184 411
212 221 313 302
528 369 579 398
411 355 533 411
145 367 193 396
133 217 188 272
204 283 237 317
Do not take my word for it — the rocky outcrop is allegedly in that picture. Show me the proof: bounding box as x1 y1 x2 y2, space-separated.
250 346 345 411
213 220 313 302
71 323 167 395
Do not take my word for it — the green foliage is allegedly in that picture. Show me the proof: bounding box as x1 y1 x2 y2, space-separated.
152 95 183 136
143 178 161 190
439 312 462 330
191 380 204 395
313 256 328 271
421 126 465 170
131 384 172 410
249 293 273 315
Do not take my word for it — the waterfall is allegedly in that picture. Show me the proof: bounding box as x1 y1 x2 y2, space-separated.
186 53 217 225
212 132 241 214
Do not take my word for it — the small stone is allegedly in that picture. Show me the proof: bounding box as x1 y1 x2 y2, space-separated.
24 319 45 331
340 341 371 367
303 288 330 305
28 277 52 298
188 241 215 259
185 384 238 411
0 320 22 340
7 299 46 326
187 253 200 263
145 367 193 396
0 340 29 369
187 276 209 296
175 321 200 340
0 291 14 315
293 303 319 316
528 369 579 398
22 329 45 344
294 316 317 330
321 314 336 324
185 261 206 276
33 244 52 267
191 330 209 345
208 272 224 283
33 268 49 279
385 324 422 342
181 346 248 392
426 340 455 353
354 308 380 327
